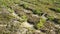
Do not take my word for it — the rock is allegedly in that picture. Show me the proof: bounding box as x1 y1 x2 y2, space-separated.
21 22 34 28
27 14 40 24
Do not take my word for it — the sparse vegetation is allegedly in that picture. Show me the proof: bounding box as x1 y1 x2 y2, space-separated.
35 17 46 29
0 0 60 34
